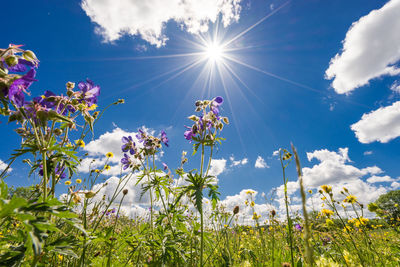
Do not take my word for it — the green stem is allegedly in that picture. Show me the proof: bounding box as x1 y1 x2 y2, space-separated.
42 151 48 201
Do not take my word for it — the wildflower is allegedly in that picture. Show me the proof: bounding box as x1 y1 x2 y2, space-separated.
104 164 111 170
245 200 248 206
308 189 313 194
8 69 37 107
94 169 100 173
224 224 228 228
250 201 255 207
294 224 302 231
85 191 96 198
321 185 332 194
162 162 168 170
160 130 169 147
75 139 85 148
325 219 334 227
271 210 276 217
246 190 255 195
123 189 128 195
395 203 399 208
320 209 334 217
121 154 133 170
58 255 63 261
344 195 357 204
65 180 71 186
76 179 82 184
106 152 114 158
121 136 136 155
77 79 100 107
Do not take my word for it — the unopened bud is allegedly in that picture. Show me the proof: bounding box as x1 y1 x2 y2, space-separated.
66 82 75 90
271 210 276 217
54 128 63 136
233 205 239 215
222 117 229 124
23 50 38 62
123 189 128 195
117 99 125 104
85 191 96 198
0 67 8 77
5 56 18 67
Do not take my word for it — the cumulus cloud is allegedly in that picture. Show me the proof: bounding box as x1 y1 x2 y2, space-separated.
391 81 400 94
350 101 400 143
229 156 248 167
325 0 400 94
81 0 242 47
0 159 12 173
255 156 269 169
366 175 394 183
209 159 227 176
273 148 393 218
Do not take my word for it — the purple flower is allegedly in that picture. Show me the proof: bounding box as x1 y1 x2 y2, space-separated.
77 79 100 107
294 224 302 231
38 163 66 179
121 153 133 170
213 96 223 105
121 136 135 155
160 130 169 147
136 129 145 143
8 69 37 107
111 208 116 214
4 58 36 73
184 126 194 141
162 162 168 170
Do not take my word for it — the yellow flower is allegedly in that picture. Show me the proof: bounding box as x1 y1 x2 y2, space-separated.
104 164 111 170
320 209 334 217
308 190 313 194
65 180 71 185
325 218 334 227
106 152 114 158
224 224 228 228
250 201 255 207
94 169 100 173
395 203 399 208
58 255 63 261
76 179 82 184
75 139 85 148
88 104 97 111
344 195 357 204
245 200 248 206
246 190 255 195
321 185 332 194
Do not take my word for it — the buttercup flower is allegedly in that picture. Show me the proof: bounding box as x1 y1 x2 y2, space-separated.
76 179 82 184
65 180 71 186
106 152 114 158
75 139 85 148
104 164 111 170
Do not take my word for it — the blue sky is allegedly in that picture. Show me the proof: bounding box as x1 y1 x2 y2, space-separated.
1 0 400 216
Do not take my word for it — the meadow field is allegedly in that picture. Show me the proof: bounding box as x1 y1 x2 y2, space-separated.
1 44 400 267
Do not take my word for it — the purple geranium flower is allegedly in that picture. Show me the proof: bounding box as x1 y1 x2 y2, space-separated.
294 224 302 231
136 129 145 143
8 69 37 107
121 136 135 155
121 153 133 170
160 130 169 147
162 162 168 170
77 79 100 107
184 127 194 141
38 163 66 179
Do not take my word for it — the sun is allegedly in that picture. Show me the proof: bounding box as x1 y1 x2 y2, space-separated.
204 42 225 63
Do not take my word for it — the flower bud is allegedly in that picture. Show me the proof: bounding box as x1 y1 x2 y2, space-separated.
117 99 125 104
66 82 75 90
233 205 239 215
0 67 8 77
23 50 38 62
54 128 63 136
123 189 128 195
195 100 202 107
271 210 276 217
222 117 229 124
5 56 18 67
85 191 96 198
188 115 198 121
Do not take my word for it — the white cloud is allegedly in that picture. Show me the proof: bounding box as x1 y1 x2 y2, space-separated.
325 0 400 94
363 151 373 156
272 148 392 218
81 0 242 47
255 156 269 169
209 159 227 176
272 150 279 157
391 181 400 189
391 81 400 94
302 148 384 188
350 101 400 143
366 175 394 183
229 156 248 166
0 159 12 173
